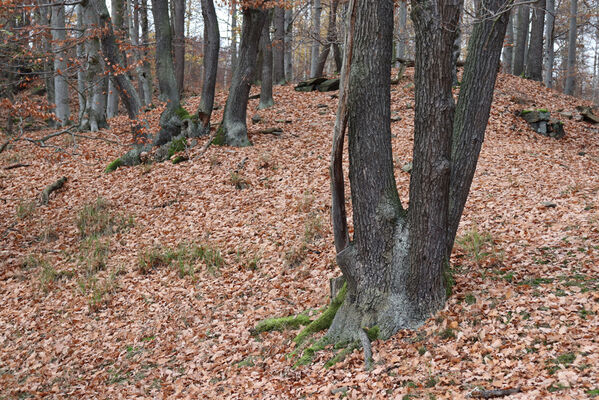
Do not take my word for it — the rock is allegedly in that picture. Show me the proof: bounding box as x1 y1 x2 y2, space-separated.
317 78 340 92
391 115 402 122
331 387 349 395
578 151 586 156
251 114 262 124
294 77 328 92
317 103 328 108
542 201 557 208
318 110 327 115
559 111 573 119
575 106 599 124
260 127 283 135
401 162 412 173
521 109 550 123
520 109 565 139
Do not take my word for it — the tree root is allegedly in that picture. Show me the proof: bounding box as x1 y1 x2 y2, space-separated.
470 387 521 398
40 176 67 205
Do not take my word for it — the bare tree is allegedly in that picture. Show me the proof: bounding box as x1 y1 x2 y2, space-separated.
525 0 545 81
544 0 554 87
259 11 274 109
502 9 513 73
512 4 529 76
272 7 285 84
173 0 186 94
314 0 340 77
284 6 293 81
309 0 322 77
564 0 577 95
51 3 70 126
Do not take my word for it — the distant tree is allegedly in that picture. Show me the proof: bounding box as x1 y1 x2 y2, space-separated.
310 0 322 77
173 0 186 94
526 0 545 81
512 4 529 76
544 0 555 87
259 11 275 109
314 0 341 77
51 3 70 126
284 6 293 81
503 10 514 73
107 0 125 118
564 0 577 95
272 7 286 84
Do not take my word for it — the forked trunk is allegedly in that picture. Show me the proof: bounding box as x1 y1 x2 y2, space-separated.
214 7 266 147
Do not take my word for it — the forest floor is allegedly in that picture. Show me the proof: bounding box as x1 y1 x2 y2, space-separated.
1 71 599 399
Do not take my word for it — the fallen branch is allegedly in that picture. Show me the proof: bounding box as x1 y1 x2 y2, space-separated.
39 176 67 205
259 127 283 135
0 141 9 154
197 128 220 157
470 387 521 398
4 163 31 170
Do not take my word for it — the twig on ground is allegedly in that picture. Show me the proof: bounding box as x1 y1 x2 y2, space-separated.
39 176 67 205
4 163 31 170
198 128 219 157
470 387 522 398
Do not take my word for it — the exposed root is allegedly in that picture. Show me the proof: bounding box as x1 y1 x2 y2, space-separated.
358 328 373 371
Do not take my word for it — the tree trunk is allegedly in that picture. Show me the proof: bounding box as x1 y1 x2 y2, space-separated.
512 4 529 76
127 0 145 103
543 0 554 88
564 0 577 95
327 0 510 344
284 7 293 81
396 1 408 65
231 0 238 74
259 12 275 109
214 7 266 147
140 0 153 105
89 0 142 119
51 3 70 126
451 17 462 86
314 0 340 78
195 0 220 135
525 0 544 81
173 0 186 95
35 0 55 118
310 0 322 78
76 5 86 124
272 7 285 84
502 10 513 73
107 0 125 117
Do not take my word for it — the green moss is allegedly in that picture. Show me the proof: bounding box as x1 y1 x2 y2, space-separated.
587 389 599 397
171 155 188 164
253 314 312 334
521 109 533 115
294 337 329 367
105 158 122 173
168 137 187 158
537 108 548 113
365 325 380 341
324 343 358 368
212 125 226 146
443 261 455 298
174 107 191 120
294 282 347 347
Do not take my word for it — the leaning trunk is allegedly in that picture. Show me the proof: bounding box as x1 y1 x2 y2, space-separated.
214 7 266 147
259 12 275 109
525 0 545 81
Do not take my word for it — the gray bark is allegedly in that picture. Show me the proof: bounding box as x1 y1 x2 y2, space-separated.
231 0 238 73
272 7 285 84
543 0 554 87
564 0 577 95
314 0 340 77
512 4 529 76
310 0 322 77
503 10 513 73
51 3 70 126
259 12 275 109
396 1 408 64
327 0 510 343
140 0 153 105
76 5 86 123
214 7 266 147
35 0 55 115
107 0 125 117
525 0 545 81
284 7 293 81
173 0 186 94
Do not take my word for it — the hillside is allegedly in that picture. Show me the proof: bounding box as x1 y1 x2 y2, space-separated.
1 71 598 399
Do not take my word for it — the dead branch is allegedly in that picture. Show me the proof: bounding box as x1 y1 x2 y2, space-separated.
0 141 9 154
471 387 522 398
39 177 67 205
4 163 31 170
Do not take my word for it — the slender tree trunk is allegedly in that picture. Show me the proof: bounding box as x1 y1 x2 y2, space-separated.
259 12 274 109
107 0 125 117
35 0 55 119
214 7 266 147
512 4 529 76
272 7 285 84
231 0 238 73
451 17 462 86
314 0 339 77
503 10 513 73
76 5 86 123
327 0 510 344
284 7 293 81
396 0 408 64
564 0 577 95
525 0 545 81
127 0 144 102
544 0 554 87
51 3 70 126
195 0 220 135
310 0 322 77
89 0 141 119
140 0 153 105
173 0 186 94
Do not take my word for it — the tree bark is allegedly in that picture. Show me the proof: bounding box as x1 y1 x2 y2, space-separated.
314 0 340 78
284 7 293 81
272 7 285 84
106 0 125 117
525 0 545 81
310 0 322 78
51 3 70 126
396 0 408 65
35 0 55 117
512 4 529 76
502 10 513 73
140 0 153 105
76 5 86 124
231 0 238 73
173 0 186 94
543 0 554 87
564 0 577 95
214 7 266 147
195 0 220 135
259 12 275 109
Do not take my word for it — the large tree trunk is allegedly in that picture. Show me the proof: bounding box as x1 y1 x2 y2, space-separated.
564 0 577 95
259 12 275 109
173 0 186 94
214 7 266 147
51 3 70 126
544 0 554 88
89 0 142 119
140 0 153 105
272 7 285 84
284 7 293 81
525 0 545 81
195 0 220 135
314 0 340 77
502 10 513 73
310 0 322 77
327 0 509 344
512 4 529 76
106 0 125 117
